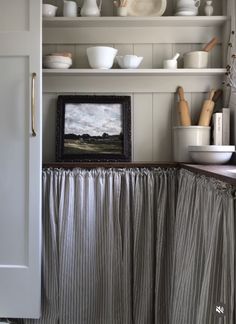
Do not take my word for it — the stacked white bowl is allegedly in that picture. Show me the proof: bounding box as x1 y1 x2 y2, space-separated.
43 52 72 69
188 145 235 164
87 46 118 69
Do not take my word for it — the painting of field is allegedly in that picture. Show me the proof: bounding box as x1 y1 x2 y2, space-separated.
64 102 123 155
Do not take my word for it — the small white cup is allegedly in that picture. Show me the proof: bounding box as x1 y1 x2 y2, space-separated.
63 1 77 17
117 7 128 16
173 126 211 162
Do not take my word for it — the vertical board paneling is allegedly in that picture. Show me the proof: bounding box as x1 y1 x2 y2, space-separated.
133 94 153 161
43 94 58 162
172 44 192 68
153 44 173 68
133 44 153 68
43 44 57 56
57 44 76 67
153 93 173 161
75 44 90 68
210 44 222 68
114 44 133 56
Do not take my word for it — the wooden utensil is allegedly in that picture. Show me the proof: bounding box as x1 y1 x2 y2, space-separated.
198 90 215 126
212 89 223 103
202 37 218 52
177 86 191 126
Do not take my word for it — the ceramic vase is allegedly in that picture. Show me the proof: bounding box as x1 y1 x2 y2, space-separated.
204 0 214 16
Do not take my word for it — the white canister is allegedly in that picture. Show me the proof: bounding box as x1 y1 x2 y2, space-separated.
173 126 210 162
63 1 77 17
183 51 208 68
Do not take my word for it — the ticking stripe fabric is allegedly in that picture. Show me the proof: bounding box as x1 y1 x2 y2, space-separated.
21 168 235 324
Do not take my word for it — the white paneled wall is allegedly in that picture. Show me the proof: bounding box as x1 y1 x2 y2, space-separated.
42 0 225 162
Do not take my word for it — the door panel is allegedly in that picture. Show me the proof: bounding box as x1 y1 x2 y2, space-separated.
0 1 41 318
0 0 30 31
0 57 29 266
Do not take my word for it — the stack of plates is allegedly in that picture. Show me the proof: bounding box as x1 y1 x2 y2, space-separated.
43 52 72 69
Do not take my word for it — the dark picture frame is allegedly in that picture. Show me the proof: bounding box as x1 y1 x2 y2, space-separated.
56 95 131 162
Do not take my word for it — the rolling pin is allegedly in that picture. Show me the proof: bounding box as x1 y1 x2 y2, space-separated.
202 37 218 52
198 90 215 126
177 86 191 126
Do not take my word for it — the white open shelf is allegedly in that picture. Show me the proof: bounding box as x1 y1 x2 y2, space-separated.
43 16 228 28
43 68 227 76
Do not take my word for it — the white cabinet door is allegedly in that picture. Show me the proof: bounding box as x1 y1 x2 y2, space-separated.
0 0 41 318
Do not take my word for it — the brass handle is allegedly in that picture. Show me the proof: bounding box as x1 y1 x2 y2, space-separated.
31 72 37 137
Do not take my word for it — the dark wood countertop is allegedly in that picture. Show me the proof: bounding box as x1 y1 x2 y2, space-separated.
43 162 236 186
43 162 178 169
182 164 236 186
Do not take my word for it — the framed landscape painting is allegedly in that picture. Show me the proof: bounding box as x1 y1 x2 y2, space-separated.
56 95 131 162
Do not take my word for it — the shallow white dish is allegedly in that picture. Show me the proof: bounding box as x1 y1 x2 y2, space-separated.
87 46 118 69
127 0 167 16
116 55 143 69
188 145 235 164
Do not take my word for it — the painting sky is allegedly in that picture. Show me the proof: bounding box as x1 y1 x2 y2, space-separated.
65 103 122 136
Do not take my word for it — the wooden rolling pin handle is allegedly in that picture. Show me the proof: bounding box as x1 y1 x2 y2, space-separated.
177 86 185 101
198 100 215 126
178 101 191 126
203 37 218 52
209 89 215 100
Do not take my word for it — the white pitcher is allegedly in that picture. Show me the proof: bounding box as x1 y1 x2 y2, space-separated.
63 1 77 17
176 0 201 15
80 0 102 17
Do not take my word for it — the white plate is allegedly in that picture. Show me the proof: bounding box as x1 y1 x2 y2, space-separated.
127 0 167 16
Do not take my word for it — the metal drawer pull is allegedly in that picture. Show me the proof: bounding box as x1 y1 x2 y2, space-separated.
31 72 37 137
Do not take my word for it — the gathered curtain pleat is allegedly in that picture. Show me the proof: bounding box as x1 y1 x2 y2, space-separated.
22 168 234 324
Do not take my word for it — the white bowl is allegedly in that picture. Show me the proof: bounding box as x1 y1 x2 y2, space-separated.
116 55 143 69
42 4 58 17
184 51 208 68
188 145 235 164
87 46 118 69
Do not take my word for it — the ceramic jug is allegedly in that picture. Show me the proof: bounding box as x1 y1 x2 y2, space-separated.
63 1 77 17
80 0 102 16
176 0 201 15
